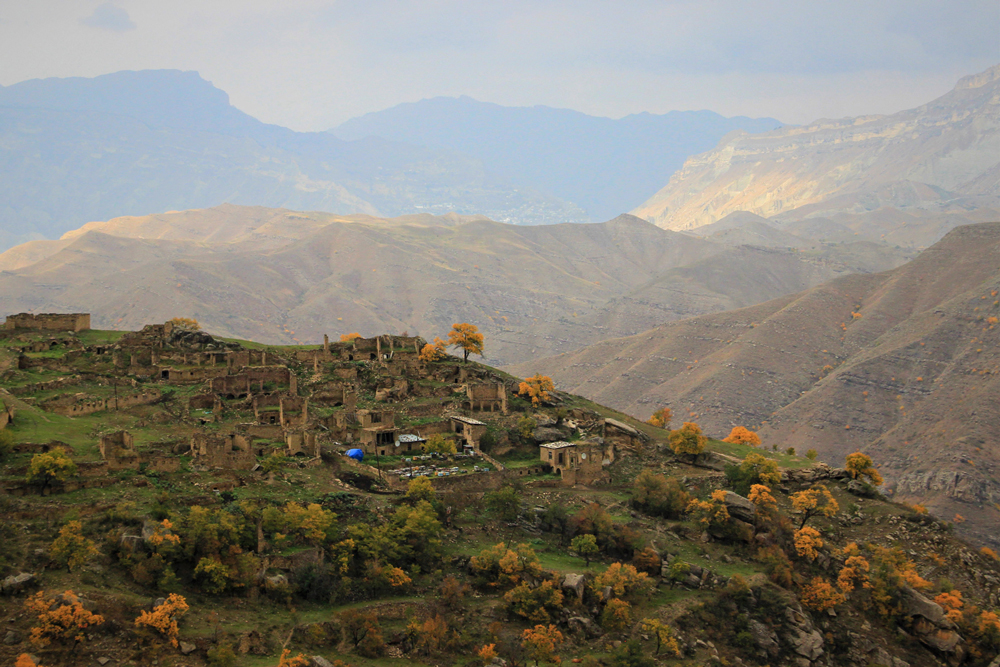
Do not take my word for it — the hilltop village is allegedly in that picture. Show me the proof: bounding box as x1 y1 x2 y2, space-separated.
0 314 998 667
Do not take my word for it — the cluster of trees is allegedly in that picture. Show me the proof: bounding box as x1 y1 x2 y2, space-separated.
111 489 445 603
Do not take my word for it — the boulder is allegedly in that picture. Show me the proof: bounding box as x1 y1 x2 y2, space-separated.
898 585 950 627
0 572 35 595
532 427 568 444
748 620 779 658
567 616 603 639
310 657 336 667
846 479 878 498
238 630 268 655
179 641 197 655
3 630 20 645
561 573 585 602
723 491 757 524
788 628 824 660
265 574 288 590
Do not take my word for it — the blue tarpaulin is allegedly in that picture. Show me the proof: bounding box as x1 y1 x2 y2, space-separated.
346 449 364 461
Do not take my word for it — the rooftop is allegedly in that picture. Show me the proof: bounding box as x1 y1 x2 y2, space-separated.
397 434 426 443
540 441 575 449
449 414 486 425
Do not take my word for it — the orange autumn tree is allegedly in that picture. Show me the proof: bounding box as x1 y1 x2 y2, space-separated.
447 323 484 362
790 484 839 528
15 656 46 667
836 543 871 592
277 650 311 667
748 484 777 519
339 333 362 342
25 590 105 648
518 374 555 407
722 426 761 447
647 407 672 429
845 451 884 486
521 624 564 666
686 490 730 531
419 337 448 362
934 590 964 623
134 593 189 647
800 577 845 612
794 527 824 561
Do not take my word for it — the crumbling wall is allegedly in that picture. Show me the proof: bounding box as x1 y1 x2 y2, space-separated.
285 430 319 457
5 313 90 332
190 432 255 470
42 389 163 417
279 396 308 427
99 431 139 471
466 383 507 413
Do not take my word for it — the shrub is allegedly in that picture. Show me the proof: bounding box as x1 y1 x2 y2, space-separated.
601 598 632 631
134 593 188 647
25 590 104 647
504 580 564 623
793 527 823 561
521 624 563 666
640 618 681 656
470 542 542 589
593 562 650 599
570 534 599 565
725 452 781 495
49 521 99 572
687 489 730 531
800 577 844 612
631 470 689 519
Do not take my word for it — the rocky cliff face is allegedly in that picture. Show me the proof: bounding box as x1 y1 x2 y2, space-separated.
633 65 1000 230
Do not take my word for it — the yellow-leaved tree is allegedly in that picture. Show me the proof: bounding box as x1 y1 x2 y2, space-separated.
167 317 199 331
340 332 362 343
447 323 484 362
49 521 99 572
845 451 884 486
668 422 706 458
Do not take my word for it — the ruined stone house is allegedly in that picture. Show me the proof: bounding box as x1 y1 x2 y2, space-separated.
465 383 507 414
357 409 398 456
539 440 607 486
190 432 255 470
99 430 139 471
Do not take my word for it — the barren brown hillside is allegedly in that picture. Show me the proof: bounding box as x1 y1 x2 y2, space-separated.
514 222 1000 544
0 205 907 366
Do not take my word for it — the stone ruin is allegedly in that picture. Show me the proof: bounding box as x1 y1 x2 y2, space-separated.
100 431 140 471
4 313 90 332
190 433 255 470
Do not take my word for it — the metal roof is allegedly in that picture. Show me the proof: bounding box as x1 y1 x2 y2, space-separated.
397 434 426 443
540 441 575 449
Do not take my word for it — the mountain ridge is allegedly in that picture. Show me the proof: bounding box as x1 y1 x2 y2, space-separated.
632 65 1000 231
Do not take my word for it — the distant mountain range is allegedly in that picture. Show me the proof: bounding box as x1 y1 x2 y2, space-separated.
332 96 781 222
0 204 909 367
633 65 1000 234
0 70 586 251
512 222 1000 545
0 70 780 252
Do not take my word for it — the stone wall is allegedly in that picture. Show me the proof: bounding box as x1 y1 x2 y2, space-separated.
42 388 163 417
5 313 90 332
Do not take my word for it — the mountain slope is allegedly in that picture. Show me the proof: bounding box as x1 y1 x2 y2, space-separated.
332 96 781 221
0 206 908 367
633 65 1000 232
0 70 584 251
512 222 1000 543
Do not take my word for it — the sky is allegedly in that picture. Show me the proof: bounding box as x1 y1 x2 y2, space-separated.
1 1 997 131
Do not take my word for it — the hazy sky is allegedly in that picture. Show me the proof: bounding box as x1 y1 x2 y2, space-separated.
1 1 997 131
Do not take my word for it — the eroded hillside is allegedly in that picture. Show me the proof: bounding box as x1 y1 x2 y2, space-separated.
514 223 1000 545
